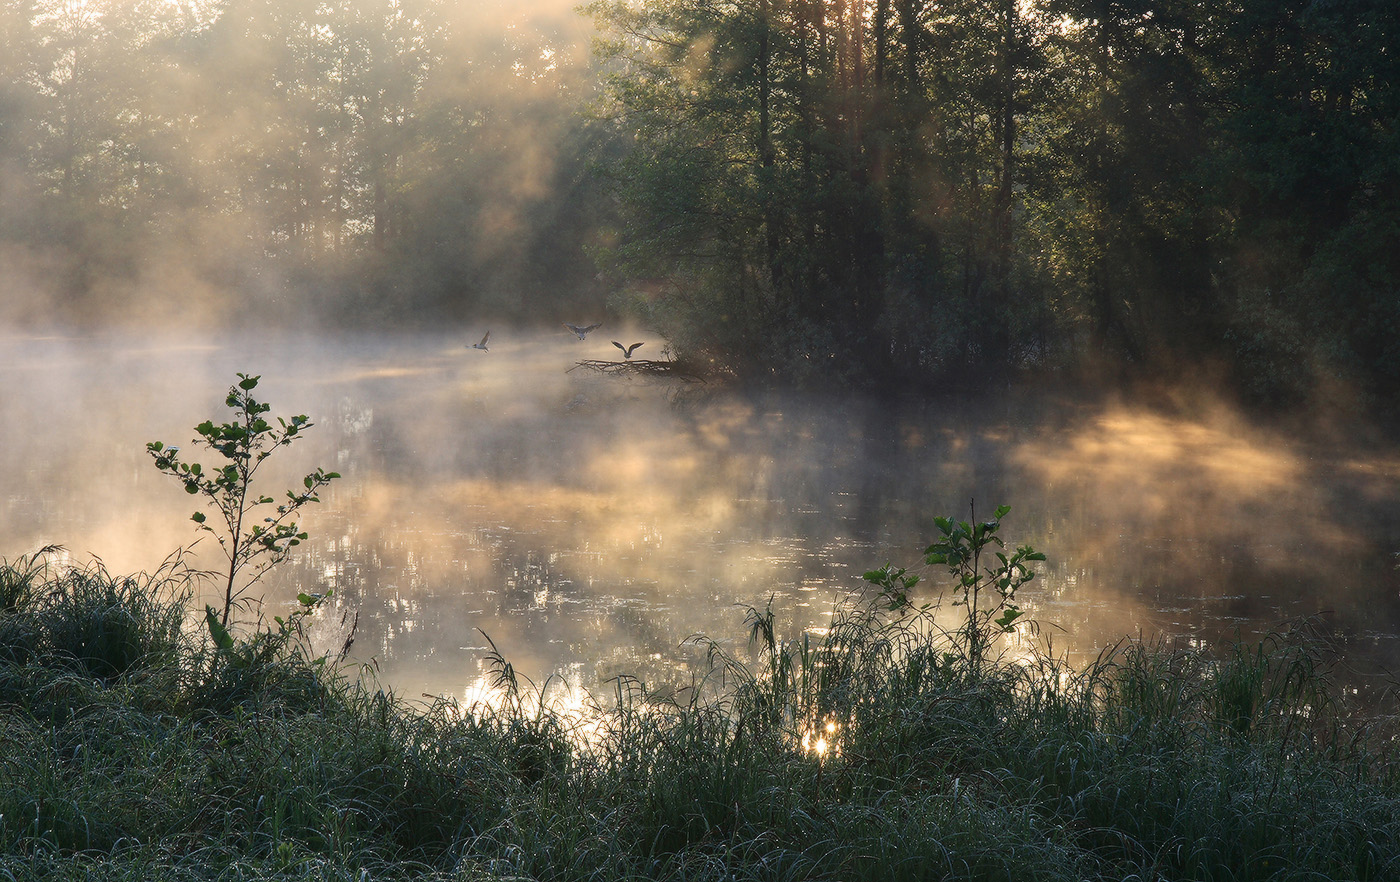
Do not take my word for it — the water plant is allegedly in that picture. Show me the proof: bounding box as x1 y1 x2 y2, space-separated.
147 373 339 628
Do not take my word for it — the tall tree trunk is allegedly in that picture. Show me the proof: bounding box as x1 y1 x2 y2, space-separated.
989 0 1017 369
897 0 919 98
759 0 779 288
798 0 818 307
874 0 890 87
1087 2 1140 362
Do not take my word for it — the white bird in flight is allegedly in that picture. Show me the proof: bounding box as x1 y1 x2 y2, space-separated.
612 341 644 359
564 322 602 340
469 331 490 351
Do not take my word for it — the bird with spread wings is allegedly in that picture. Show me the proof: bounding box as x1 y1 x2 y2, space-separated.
564 322 602 340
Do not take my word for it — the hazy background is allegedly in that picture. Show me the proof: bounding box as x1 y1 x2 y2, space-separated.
2 0 1397 404
0 0 609 330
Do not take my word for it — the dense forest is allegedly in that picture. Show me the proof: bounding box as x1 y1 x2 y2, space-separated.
0 0 606 327
1 0 1396 402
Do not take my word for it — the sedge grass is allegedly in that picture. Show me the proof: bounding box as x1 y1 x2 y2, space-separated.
1 552 1398 881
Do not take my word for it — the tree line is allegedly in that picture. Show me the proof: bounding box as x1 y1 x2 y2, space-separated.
1 0 1396 403
590 0 1399 401
0 0 606 326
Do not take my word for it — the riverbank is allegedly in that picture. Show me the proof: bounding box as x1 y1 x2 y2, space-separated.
1 549 1397 881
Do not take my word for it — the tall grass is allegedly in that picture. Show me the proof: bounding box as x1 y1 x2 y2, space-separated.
1 550 1397 881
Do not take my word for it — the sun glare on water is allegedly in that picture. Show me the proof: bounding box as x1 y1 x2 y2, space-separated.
801 719 840 759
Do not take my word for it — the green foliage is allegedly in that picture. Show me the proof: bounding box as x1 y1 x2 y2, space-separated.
3 523 1400 880
189 590 334 717
148 373 339 629
867 503 1045 675
924 503 1045 671
588 0 1400 401
1 0 1397 402
30 564 187 686
0 551 188 690
0 546 58 615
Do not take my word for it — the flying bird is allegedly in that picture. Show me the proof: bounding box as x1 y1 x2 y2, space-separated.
612 341 644 359
564 322 602 340
469 331 490 351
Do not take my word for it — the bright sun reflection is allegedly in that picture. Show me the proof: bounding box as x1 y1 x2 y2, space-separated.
801 719 840 759
450 672 607 748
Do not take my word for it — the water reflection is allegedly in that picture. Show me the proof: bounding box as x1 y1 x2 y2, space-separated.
2 329 1398 707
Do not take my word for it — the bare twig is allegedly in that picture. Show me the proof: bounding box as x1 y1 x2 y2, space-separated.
569 358 712 382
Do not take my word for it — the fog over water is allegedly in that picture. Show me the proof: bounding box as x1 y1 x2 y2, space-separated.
4 328 1399 705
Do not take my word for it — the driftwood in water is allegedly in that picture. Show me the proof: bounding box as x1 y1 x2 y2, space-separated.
569 358 711 382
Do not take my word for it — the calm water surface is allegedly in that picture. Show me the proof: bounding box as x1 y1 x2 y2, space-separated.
4 329 1399 704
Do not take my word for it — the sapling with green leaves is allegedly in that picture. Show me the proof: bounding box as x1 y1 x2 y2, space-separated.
148 373 339 629
865 502 1044 677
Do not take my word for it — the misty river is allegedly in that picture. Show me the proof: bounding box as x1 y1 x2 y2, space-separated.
4 328 1399 706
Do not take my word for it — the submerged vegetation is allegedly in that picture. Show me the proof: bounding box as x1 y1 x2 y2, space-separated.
3 522 1398 880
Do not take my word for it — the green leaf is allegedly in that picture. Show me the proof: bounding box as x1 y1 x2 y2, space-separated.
994 607 1024 632
994 505 1011 520
205 605 234 650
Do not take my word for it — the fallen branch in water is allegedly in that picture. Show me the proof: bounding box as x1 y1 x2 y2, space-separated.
569 358 713 382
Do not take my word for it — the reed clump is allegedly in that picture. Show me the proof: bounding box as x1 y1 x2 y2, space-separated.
1 547 1398 881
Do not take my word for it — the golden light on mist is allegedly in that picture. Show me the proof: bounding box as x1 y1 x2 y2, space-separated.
1010 403 1361 557
6 331 1399 701
1018 407 1303 499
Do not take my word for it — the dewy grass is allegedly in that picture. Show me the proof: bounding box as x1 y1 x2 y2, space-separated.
1 549 1399 881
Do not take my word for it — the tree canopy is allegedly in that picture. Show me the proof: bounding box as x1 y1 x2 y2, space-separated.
0 0 608 327
1 0 1395 403
588 0 1400 401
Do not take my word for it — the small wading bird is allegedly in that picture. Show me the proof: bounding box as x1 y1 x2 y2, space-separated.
612 341 644 359
564 322 602 340
469 331 490 351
